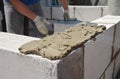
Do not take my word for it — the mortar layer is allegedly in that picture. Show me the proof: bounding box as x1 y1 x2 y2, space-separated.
19 24 106 60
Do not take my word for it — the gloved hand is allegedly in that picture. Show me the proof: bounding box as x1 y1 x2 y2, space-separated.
63 10 70 21
33 16 52 35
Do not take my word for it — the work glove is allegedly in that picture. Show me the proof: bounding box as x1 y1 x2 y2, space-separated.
63 10 70 21
33 16 54 36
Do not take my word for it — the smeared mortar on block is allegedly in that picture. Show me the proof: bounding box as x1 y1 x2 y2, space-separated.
19 23 106 60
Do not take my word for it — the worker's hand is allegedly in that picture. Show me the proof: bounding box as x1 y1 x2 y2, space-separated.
33 16 51 35
63 10 70 21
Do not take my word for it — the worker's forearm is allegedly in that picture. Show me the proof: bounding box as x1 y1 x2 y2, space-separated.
60 0 69 11
9 0 37 20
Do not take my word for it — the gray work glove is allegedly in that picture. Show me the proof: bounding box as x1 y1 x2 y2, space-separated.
33 16 51 35
63 10 70 21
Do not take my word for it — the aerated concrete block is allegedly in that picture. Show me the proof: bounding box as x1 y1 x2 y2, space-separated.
105 61 114 79
108 0 120 15
0 49 58 79
52 7 64 20
100 75 105 79
0 32 84 79
69 6 102 21
84 17 115 79
103 7 109 16
114 51 120 78
113 22 120 57
41 7 51 19
41 7 64 20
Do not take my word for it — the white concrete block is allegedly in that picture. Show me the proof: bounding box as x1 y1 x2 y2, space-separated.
93 15 120 79
113 22 120 57
103 6 109 16
52 7 64 20
0 32 39 53
84 25 114 79
93 15 120 63
92 15 120 29
57 47 84 79
41 6 109 21
105 62 114 79
0 49 58 79
108 0 120 15
0 32 84 79
100 75 105 79
42 7 51 19
114 51 120 78
69 6 108 21
42 6 64 20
